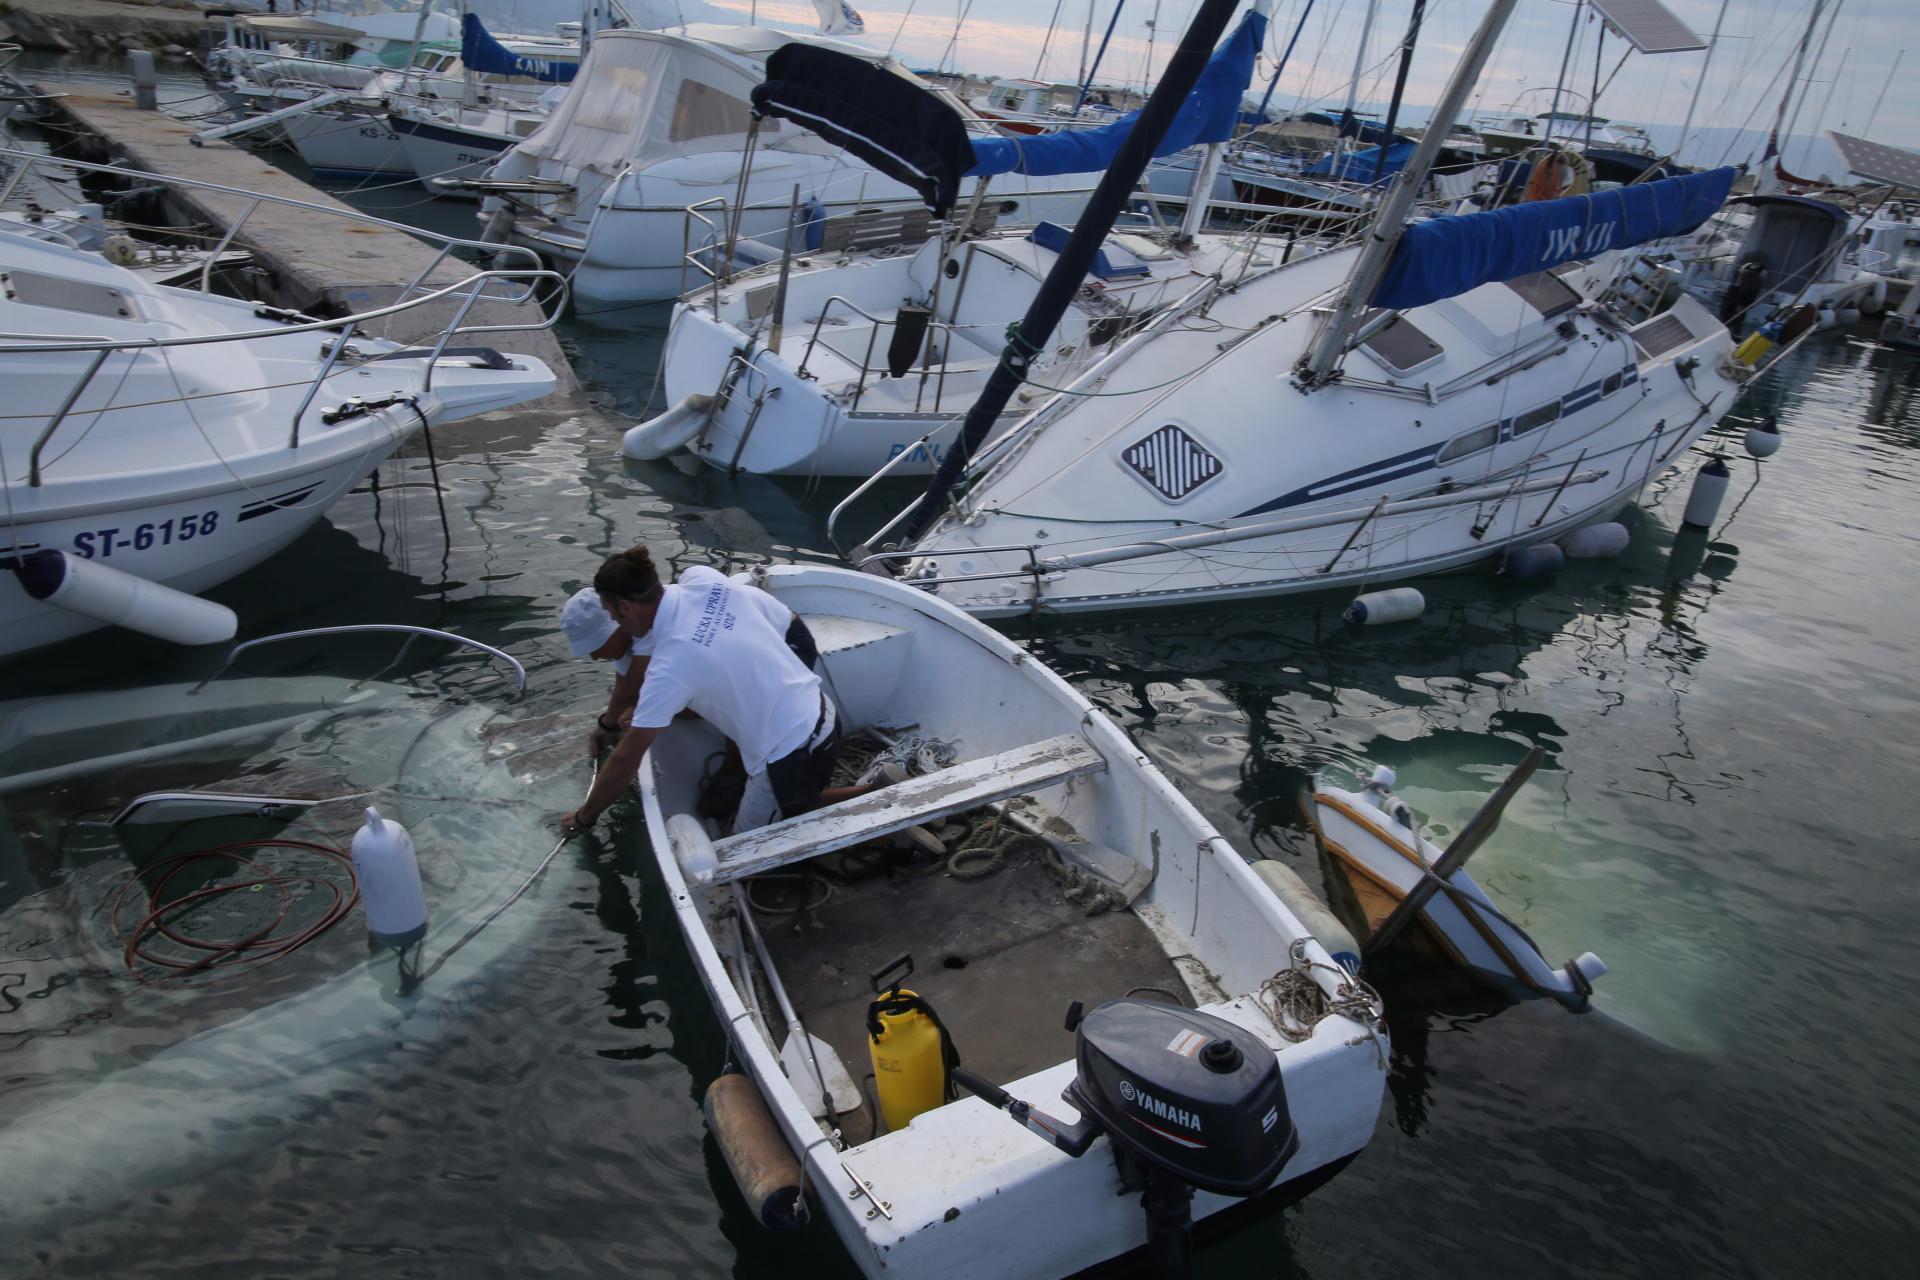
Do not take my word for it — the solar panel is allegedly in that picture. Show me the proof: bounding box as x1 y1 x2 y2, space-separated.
1830 132 1920 191
1591 0 1707 55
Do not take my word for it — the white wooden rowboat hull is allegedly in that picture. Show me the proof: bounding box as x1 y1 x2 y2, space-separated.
639 565 1386 1279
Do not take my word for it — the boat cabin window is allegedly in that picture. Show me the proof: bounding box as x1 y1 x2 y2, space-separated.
668 79 754 142
1436 422 1499 463
1359 314 1445 376
1503 270 1580 319
1601 370 1625 396
1509 400 1561 436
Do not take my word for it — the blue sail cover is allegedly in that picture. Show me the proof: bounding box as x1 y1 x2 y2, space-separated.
965 7 1267 179
461 14 577 84
1371 166 1738 311
1303 140 1416 182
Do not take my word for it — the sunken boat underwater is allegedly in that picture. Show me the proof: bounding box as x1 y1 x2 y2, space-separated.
639 565 1387 1279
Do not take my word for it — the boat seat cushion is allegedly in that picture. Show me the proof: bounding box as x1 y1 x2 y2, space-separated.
707 732 1106 884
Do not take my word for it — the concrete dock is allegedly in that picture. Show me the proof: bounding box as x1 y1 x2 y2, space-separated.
27 81 584 403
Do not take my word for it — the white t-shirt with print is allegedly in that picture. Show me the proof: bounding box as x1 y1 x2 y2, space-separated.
628 567 819 773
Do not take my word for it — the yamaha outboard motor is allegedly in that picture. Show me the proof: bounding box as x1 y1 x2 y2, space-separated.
953 997 1298 1278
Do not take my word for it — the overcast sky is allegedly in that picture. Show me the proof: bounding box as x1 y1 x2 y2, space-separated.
682 0 1913 169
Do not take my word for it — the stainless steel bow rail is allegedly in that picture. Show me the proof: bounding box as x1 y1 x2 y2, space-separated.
6 264 566 485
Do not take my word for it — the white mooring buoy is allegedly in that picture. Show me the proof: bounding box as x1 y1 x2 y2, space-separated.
1559 522 1631 559
1343 586 1425 625
1682 456 1732 529
1744 418 1782 459
11 549 236 646
350 807 428 949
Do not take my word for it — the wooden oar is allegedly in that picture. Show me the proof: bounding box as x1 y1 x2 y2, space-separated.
1362 744 1545 959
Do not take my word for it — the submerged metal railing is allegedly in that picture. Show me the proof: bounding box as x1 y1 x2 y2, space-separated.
6 267 564 482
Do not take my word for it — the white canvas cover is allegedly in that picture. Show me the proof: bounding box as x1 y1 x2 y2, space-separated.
511 29 769 180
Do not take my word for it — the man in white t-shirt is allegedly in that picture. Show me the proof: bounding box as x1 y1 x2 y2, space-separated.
559 546 870 838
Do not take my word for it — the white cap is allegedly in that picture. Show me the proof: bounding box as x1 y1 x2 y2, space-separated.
561 587 619 657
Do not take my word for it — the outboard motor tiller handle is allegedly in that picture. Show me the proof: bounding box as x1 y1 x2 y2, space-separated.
951 1067 1099 1158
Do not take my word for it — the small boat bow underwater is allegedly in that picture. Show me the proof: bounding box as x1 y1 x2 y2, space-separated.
639 565 1387 1278
1308 757 1607 1010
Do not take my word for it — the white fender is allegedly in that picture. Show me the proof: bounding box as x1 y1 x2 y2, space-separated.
666 812 717 884
622 393 716 461
10 549 236 646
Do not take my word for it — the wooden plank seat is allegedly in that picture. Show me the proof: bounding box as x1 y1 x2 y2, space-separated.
707 733 1106 885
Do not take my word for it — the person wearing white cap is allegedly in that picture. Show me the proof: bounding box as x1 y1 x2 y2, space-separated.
561 586 653 756
559 545 896 839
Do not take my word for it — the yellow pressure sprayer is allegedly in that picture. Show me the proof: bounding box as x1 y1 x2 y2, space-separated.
866 954 959 1132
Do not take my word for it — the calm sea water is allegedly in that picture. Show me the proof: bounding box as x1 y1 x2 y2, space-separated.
4 77 1919 1278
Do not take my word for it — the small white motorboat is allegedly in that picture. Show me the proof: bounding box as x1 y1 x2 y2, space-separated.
639 564 1387 1278
1307 759 1607 1009
0 176 562 657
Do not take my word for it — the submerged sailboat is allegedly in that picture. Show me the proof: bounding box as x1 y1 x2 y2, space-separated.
860 0 1750 617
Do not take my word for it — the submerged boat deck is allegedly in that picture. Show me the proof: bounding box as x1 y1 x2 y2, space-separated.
758 843 1187 1144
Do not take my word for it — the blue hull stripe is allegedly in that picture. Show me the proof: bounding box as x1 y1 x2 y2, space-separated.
1233 368 1639 518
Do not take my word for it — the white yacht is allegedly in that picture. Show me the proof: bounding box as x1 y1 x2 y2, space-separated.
473 25 1100 309
0 158 561 658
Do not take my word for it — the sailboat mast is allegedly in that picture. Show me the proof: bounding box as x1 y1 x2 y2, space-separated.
1073 1 1127 114
1253 0 1316 126
1370 0 1427 186
1299 0 1520 388
897 0 1247 545
1676 0 1731 162
1335 0 1381 178
1771 0 1829 145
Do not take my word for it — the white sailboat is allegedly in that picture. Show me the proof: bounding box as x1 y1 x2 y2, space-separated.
868 0 1751 618
0 153 561 658
647 4 1320 478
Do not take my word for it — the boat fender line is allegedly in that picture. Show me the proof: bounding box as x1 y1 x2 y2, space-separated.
621 393 717 461
666 812 717 885
704 1073 809 1230
1498 542 1565 581
1744 417 1782 459
350 807 429 951
1559 521 1630 559
1344 586 1424 625
9 549 236 646
1563 951 1609 1007
1682 455 1731 529
1250 859 1362 974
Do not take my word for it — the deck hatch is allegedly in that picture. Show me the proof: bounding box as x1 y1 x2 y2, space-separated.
1122 424 1223 502
1 269 133 320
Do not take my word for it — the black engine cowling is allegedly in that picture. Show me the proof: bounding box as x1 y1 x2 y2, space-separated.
1065 998 1297 1198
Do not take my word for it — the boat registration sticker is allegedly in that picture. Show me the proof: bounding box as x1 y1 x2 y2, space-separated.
1166 1029 1208 1058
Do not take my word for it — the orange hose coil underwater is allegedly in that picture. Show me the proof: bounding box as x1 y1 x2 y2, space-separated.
108 840 361 984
